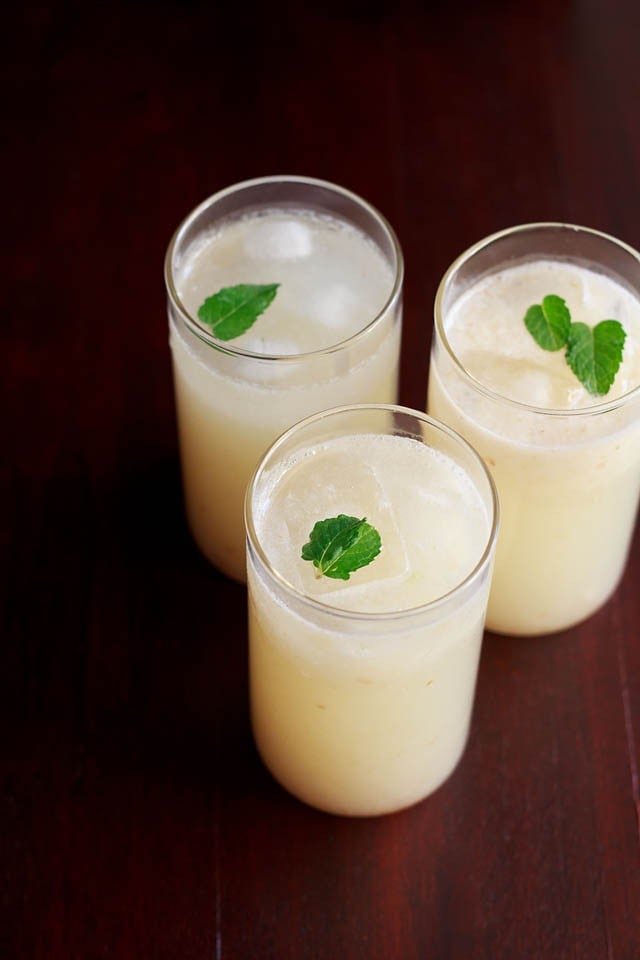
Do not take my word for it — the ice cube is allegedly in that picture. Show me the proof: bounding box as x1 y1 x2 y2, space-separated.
506 367 556 406
308 283 358 330
464 350 560 407
241 335 301 356
231 336 304 386
244 220 313 261
277 449 411 602
320 573 414 614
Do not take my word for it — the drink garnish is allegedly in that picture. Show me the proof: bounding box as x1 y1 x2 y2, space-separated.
524 294 625 395
524 294 571 350
197 283 279 341
301 515 381 580
565 320 627 396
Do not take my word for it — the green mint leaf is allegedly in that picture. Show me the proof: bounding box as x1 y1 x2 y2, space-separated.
301 515 382 581
524 294 571 351
565 319 626 396
197 283 279 341
525 294 626 396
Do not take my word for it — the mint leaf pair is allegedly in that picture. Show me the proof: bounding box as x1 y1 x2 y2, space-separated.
524 294 625 396
198 283 279 341
301 515 381 580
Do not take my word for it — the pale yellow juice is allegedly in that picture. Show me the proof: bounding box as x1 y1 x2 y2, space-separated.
429 248 640 636
246 408 497 816
167 187 402 582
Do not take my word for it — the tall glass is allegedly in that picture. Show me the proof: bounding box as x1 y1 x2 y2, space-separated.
428 223 640 636
165 177 403 581
245 405 498 817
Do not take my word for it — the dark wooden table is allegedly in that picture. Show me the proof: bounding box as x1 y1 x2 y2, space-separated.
4 1 639 957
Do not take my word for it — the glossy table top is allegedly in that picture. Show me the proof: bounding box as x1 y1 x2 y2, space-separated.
4 1 640 957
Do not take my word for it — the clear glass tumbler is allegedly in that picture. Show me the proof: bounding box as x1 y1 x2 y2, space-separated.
245 404 498 816
428 223 640 636
165 176 403 582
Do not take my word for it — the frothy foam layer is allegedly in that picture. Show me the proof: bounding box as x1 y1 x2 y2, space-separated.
445 260 640 408
254 434 490 613
177 209 394 354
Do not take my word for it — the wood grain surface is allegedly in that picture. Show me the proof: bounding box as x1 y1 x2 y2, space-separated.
3 1 639 957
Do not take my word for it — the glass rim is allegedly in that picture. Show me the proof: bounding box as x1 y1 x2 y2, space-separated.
164 174 404 362
244 403 500 624
434 221 640 417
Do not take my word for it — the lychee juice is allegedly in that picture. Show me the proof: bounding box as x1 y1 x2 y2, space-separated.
167 182 402 581
429 232 640 636
246 406 498 816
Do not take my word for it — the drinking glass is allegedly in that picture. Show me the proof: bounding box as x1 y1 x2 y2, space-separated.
245 404 498 816
165 176 403 581
428 223 640 635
